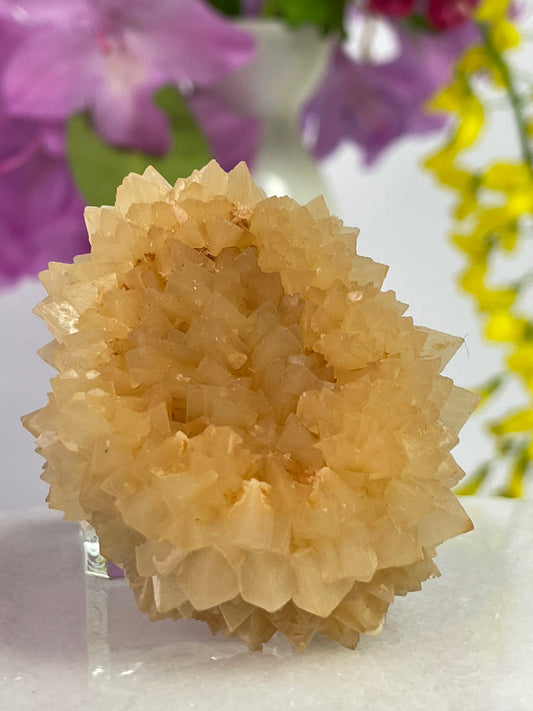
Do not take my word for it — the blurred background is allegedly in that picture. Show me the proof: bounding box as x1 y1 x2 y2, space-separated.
1 0 532 510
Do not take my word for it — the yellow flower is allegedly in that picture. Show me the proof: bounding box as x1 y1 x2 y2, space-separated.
508 344 533 389
424 153 475 193
485 311 528 342
445 97 485 152
452 232 486 259
482 162 533 192
487 20 520 54
430 81 470 113
454 178 480 220
460 47 489 74
476 0 511 23
492 409 533 434
496 223 518 251
475 206 518 233
460 263 516 310
426 0 532 497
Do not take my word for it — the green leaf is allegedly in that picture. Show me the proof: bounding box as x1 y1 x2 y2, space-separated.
497 436 517 456
496 447 530 498
404 14 436 34
67 86 211 206
263 0 347 36
205 0 241 16
475 372 505 407
455 462 491 495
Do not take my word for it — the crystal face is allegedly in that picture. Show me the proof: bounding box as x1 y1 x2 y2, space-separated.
23 161 477 651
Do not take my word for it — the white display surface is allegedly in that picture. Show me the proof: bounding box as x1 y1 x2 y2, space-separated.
1 497 531 709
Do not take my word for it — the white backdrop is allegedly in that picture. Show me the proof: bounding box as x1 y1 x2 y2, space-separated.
2 24 532 510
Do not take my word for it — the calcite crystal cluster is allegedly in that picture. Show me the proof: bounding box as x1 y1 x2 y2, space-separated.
24 161 477 652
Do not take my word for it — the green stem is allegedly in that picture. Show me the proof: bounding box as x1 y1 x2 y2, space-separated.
478 21 533 174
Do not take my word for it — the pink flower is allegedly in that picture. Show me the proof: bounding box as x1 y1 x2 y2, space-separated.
427 0 479 30
1 0 255 153
367 0 416 18
0 16 87 286
366 0 480 30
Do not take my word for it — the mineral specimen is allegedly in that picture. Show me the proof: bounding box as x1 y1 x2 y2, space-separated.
23 161 477 651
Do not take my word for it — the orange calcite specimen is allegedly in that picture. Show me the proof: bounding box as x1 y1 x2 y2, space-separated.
24 161 477 652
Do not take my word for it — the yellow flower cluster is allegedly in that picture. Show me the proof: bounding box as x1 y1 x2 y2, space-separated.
425 0 533 496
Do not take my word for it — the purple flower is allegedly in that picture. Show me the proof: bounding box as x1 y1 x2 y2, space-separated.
1 0 255 153
0 116 88 287
0 17 87 287
303 23 478 165
187 88 260 171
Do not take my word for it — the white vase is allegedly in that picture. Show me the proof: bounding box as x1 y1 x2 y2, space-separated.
214 19 333 206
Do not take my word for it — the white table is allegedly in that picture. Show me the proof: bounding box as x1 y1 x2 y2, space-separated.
1 496 532 710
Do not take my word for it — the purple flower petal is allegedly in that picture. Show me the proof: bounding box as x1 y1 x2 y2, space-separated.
3 27 96 119
2 0 255 153
0 117 87 286
91 80 172 154
127 0 255 87
304 22 478 164
0 14 86 287
0 0 89 25
188 88 260 171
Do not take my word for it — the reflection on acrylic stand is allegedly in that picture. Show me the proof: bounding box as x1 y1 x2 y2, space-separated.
81 522 126 687
80 521 264 696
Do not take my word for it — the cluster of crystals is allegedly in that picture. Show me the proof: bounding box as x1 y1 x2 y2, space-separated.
24 161 476 651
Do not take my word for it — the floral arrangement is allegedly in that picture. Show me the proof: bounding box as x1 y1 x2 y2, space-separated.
425 0 533 496
0 0 488 284
23 161 476 650
2 1 532 494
